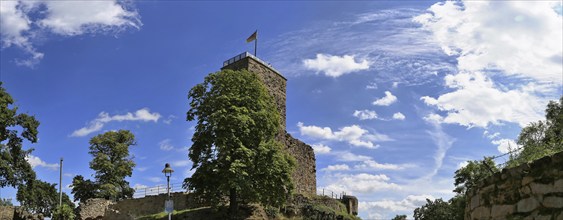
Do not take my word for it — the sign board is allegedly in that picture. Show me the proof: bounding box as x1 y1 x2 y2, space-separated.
165 199 174 214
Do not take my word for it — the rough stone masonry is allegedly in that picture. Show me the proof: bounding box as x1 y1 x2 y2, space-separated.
222 52 317 195
465 151 563 220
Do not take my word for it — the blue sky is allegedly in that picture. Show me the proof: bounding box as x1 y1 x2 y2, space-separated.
1 1 562 219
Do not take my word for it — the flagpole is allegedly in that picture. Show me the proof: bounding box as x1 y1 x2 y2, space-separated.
255 37 257 57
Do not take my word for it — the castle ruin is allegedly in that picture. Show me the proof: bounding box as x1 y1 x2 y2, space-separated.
221 52 317 195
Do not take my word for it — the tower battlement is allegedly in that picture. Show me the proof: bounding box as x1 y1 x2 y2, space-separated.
222 52 287 132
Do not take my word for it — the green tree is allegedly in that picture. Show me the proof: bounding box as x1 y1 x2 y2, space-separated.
508 96 563 167
16 179 74 217
0 82 39 188
453 157 499 194
413 195 464 220
52 204 76 220
71 130 136 202
392 214 407 220
184 69 295 216
70 175 99 202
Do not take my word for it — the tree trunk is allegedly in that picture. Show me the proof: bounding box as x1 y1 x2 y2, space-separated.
229 187 238 219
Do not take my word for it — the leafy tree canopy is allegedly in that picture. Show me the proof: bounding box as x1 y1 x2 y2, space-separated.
413 195 464 220
392 214 407 220
16 179 74 217
508 96 563 167
71 130 136 202
52 204 76 220
184 69 295 214
453 157 499 194
0 82 38 188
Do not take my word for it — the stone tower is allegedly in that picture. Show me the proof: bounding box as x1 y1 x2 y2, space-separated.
222 52 316 195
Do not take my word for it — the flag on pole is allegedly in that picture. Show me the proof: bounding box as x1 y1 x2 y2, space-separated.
246 31 257 43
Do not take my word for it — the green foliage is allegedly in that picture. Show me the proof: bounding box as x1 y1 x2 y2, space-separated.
454 157 499 194
16 179 74 217
71 175 99 202
71 130 136 202
0 198 13 206
184 69 295 212
0 82 38 188
508 96 563 167
52 204 76 220
392 214 407 220
413 195 464 220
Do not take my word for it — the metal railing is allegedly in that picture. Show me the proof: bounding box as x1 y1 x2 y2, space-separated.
317 188 348 200
132 183 186 198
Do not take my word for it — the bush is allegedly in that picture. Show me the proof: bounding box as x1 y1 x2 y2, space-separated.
52 204 76 220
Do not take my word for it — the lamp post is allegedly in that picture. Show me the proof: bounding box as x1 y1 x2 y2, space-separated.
162 163 174 220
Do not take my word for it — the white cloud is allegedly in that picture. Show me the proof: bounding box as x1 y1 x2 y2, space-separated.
392 112 406 120
303 54 369 77
491 138 519 154
0 0 141 66
136 167 148 172
39 1 140 36
336 151 372 162
320 173 401 194
171 160 191 167
354 160 411 171
71 108 161 137
322 164 350 171
353 110 378 120
159 139 174 151
297 122 388 149
366 82 378 90
25 155 59 170
360 194 435 213
425 121 455 178
415 1 561 129
372 91 397 106
421 72 545 128
133 183 148 189
392 82 399 88
414 1 562 83
484 131 500 139
458 161 469 169
311 143 331 154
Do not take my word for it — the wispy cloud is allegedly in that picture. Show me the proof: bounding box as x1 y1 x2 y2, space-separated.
0 0 141 67
159 139 174 151
71 108 161 137
424 119 455 178
265 8 455 86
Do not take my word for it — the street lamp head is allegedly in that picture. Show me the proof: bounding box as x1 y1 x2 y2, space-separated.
162 163 174 177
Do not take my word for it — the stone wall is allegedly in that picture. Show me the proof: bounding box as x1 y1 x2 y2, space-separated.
78 193 197 220
0 206 14 220
222 54 316 196
465 151 563 220
284 133 316 195
0 206 43 220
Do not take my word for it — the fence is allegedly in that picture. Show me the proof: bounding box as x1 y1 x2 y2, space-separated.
318 188 347 200
132 183 186 198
